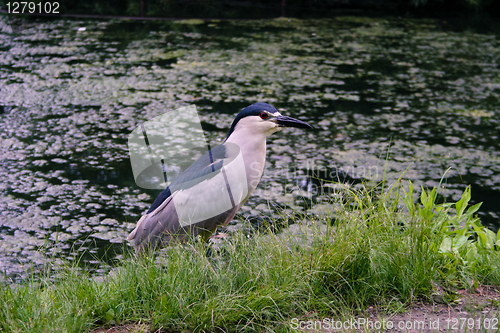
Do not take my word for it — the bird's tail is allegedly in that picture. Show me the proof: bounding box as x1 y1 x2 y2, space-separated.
126 214 147 242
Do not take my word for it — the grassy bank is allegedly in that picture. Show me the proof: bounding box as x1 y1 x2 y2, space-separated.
1 180 500 332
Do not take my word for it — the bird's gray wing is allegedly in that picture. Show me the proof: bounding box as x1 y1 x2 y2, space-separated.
127 142 246 252
145 142 240 214
169 141 241 191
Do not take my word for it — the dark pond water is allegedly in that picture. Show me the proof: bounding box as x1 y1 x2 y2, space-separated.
1 15 499 282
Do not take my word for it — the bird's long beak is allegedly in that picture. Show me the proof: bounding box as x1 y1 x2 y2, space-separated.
275 115 313 129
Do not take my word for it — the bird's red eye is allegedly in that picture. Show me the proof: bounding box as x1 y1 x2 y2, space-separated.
260 112 269 120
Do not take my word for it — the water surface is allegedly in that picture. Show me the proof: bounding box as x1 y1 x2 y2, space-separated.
0 16 499 282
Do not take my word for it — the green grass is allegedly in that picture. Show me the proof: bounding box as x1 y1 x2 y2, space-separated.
1 180 500 332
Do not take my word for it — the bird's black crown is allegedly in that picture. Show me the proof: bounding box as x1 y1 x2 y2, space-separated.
226 102 278 139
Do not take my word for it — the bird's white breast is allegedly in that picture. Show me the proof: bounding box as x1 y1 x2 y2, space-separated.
225 121 268 199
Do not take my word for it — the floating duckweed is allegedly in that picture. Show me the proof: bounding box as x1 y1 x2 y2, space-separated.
174 19 205 25
1 15 499 282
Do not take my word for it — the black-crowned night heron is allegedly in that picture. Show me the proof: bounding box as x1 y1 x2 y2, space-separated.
127 102 313 252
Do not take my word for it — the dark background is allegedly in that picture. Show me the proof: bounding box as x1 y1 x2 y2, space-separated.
61 0 500 19
2 0 500 20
